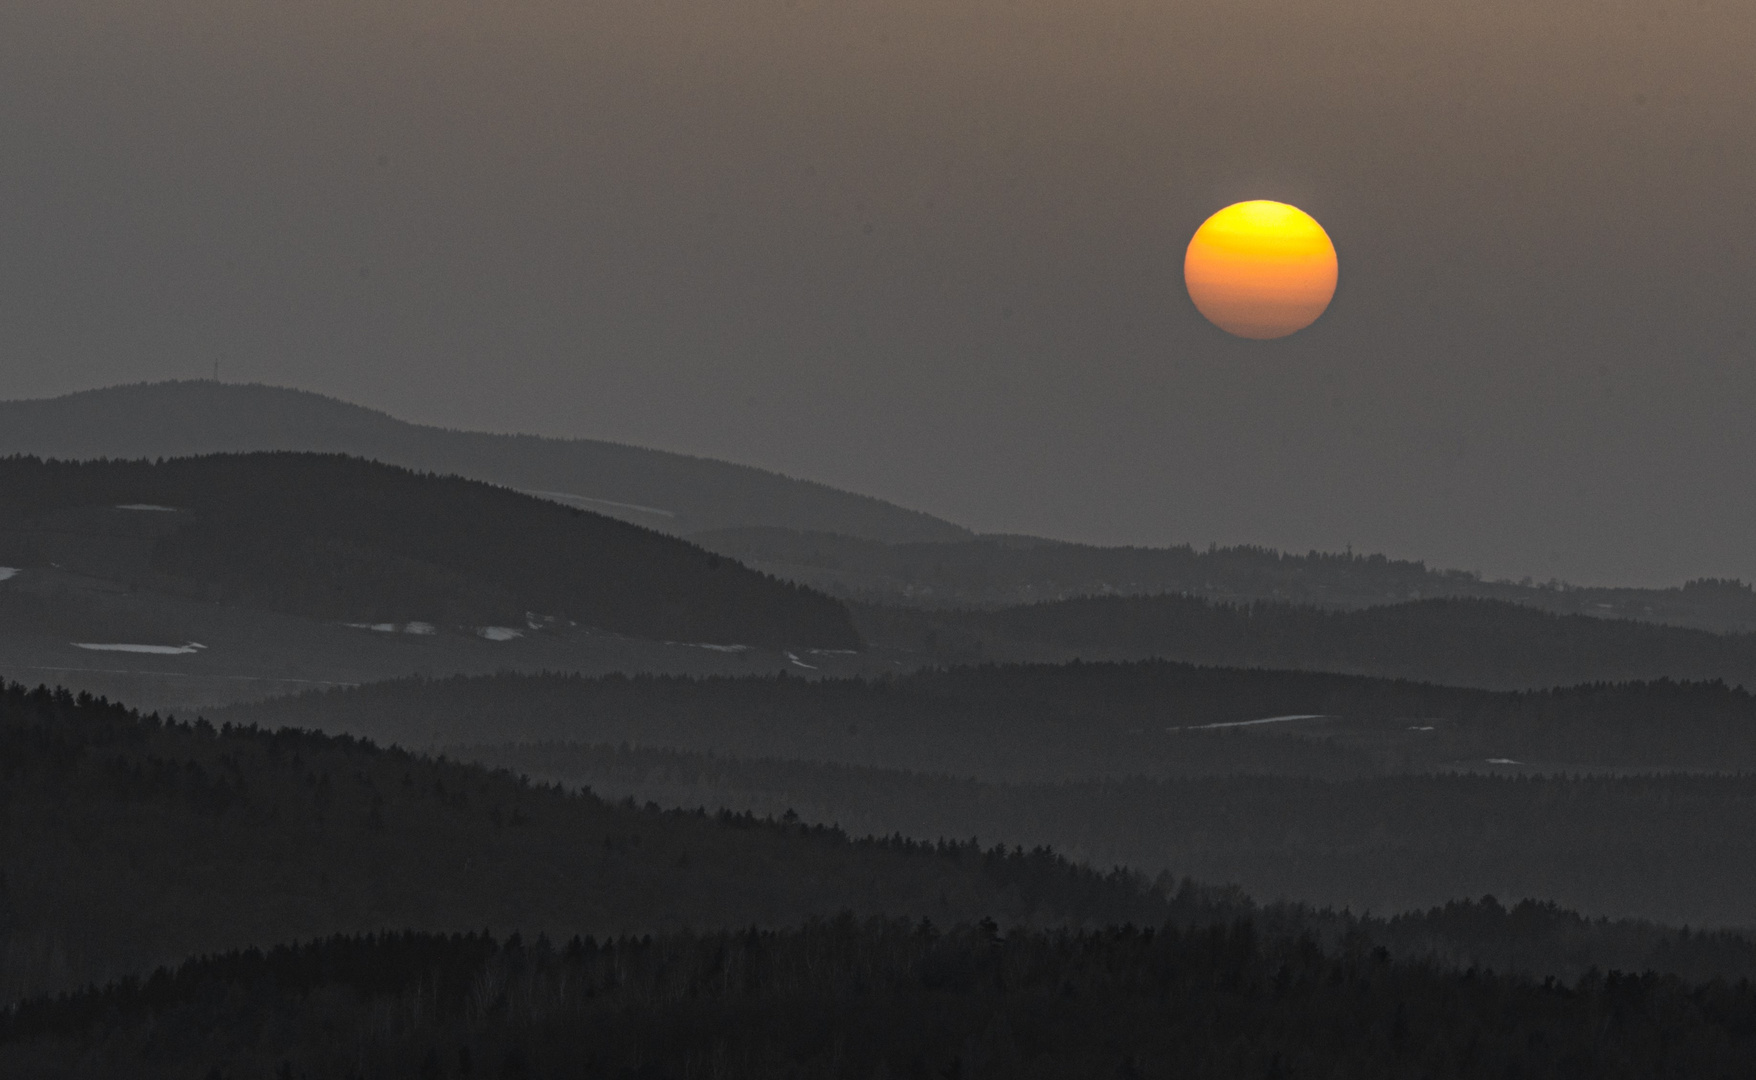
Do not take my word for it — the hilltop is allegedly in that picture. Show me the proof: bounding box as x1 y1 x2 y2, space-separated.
0 453 858 650
0 382 969 542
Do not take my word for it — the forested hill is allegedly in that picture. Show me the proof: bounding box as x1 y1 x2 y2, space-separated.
218 664 1756 778
0 381 970 542
11 678 1756 1064
0 453 859 648
700 526 1756 633
12 920 1756 1079
857 594 1756 690
0 682 1172 1002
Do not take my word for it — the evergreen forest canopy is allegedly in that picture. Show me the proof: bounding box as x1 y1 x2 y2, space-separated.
0 453 859 648
13 919 1756 1080
13 679 1756 1079
855 594 1756 691
0 679 1170 1002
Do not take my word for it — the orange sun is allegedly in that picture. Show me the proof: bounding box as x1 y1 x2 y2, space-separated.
1184 201 1337 339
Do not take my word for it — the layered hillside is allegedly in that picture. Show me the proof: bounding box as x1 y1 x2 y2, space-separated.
0 454 859 649
856 594 1756 690
219 663 1756 780
702 526 1756 633
0 382 969 542
0 683 1165 1001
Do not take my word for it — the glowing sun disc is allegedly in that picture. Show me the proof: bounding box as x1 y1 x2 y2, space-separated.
1184 201 1337 340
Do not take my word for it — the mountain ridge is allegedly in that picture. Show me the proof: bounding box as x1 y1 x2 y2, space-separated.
0 382 970 543
0 452 860 649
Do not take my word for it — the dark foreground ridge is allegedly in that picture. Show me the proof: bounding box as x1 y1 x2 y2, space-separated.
11 678 1756 994
0 680 1170 1001
0 453 859 649
9 919 1756 1079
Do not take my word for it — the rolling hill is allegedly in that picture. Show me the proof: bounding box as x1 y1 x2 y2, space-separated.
701 526 1756 633
12 918 1756 1079
12 682 1756 1077
219 665 1756 927
0 453 859 650
854 593 1756 691
216 663 1756 781
0 382 969 542
0 683 1172 1002
16 383 1756 637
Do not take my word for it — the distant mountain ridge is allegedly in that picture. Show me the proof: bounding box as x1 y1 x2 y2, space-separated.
18 382 1756 636
701 527 1756 634
855 593 1756 690
0 382 969 542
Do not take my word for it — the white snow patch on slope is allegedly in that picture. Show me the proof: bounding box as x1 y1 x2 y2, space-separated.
74 642 207 655
403 622 437 635
690 643 749 653
520 490 676 519
1179 714 1327 731
477 626 524 641
0 568 18 582
785 652 818 670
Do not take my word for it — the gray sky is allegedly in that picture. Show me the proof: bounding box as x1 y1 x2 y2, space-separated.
2 0 1753 585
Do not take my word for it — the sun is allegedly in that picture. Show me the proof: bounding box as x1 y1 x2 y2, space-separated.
1184 201 1337 340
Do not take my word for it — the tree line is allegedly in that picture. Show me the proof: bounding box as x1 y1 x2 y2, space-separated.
9 916 1756 1078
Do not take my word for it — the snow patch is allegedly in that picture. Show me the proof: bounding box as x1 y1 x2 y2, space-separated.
477 626 524 641
0 568 18 582
690 643 749 653
520 490 677 519
116 504 180 512
785 652 818 670
73 642 207 656
1486 757 1522 765
344 622 437 635
1408 725 1436 731
1179 714 1327 731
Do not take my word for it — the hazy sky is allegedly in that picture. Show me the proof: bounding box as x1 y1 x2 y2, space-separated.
2 0 1753 585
